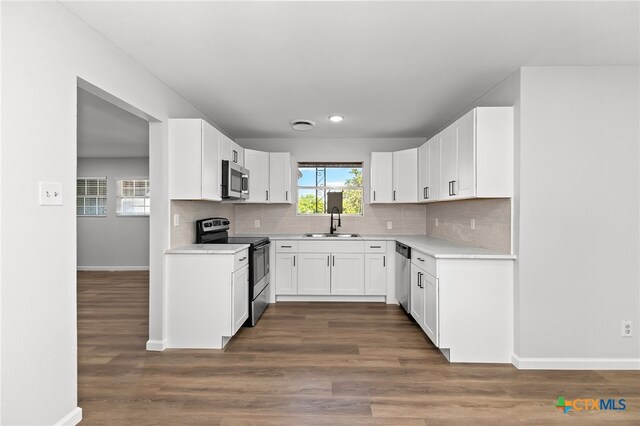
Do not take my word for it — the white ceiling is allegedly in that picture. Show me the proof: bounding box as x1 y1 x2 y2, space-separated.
77 88 149 158
65 1 639 140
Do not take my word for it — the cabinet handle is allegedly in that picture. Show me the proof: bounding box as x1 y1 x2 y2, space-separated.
286 190 288 201
383 255 386 267
239 257 247 261
418 272 423 288
448 181 453 196
233 150 238 163
373 190 376 201
293 255 296 267
266 190 269 201
370 245 381 248
281 245 292 248
452 180 457 196
327 256 330 267
417 257 424 262
332 256 335 266
426 186 430 199
393 190 396 201
423 187 427 199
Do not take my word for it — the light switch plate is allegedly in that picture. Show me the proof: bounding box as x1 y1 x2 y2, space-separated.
173 214 180 227
387 221 392 230
255 220 261 228
39 182 63 206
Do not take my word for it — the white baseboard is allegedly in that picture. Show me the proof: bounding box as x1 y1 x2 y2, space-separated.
512 354 640 370
276 295 386 303
54 407 82 426
146 339 167 351
77 266 149 271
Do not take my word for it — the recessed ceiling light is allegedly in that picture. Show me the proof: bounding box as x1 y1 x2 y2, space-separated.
329 115 344 123
289 119 315 131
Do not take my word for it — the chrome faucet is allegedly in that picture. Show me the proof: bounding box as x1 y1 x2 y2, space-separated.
330 206 341 234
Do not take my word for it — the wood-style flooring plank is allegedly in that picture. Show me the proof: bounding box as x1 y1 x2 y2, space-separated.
78 271 640 425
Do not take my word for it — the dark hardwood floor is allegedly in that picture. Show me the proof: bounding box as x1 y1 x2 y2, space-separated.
78 271 639 425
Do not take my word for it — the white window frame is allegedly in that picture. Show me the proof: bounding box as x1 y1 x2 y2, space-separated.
116 178 150 217
297 163 364 216
77 177 107 217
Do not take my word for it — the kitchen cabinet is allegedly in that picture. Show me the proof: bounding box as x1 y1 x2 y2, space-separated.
165 248 250 349
244 149 270 203
370 152 393 203
169 118 222 201
392 148 418 203
232 264 249 334
410 264 425 325
269 152 292 204
275 253 297 295
418 136 439 202
439 107 513 200
364 253 387 295
221 133 244 167
297 253 332 295
331 253 365 295
422 270 438 346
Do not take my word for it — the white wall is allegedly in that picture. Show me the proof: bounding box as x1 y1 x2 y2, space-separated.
516 67 639 364
1 3 213 424
77 158 150 270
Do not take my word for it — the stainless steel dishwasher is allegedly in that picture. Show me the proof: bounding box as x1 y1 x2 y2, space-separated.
395 242 411 313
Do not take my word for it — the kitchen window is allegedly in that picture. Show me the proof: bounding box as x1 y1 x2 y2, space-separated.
297 162 363 215
77 177 107 216
116 178 150 216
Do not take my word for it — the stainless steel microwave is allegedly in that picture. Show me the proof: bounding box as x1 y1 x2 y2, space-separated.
222 160 249 200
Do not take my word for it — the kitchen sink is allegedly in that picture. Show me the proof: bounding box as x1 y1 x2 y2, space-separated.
303 233 361 238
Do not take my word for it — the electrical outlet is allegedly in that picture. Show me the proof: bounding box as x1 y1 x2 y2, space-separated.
435 218 439 227
387 221 393 230
471 218 476 230
622 320 632 337
39 181 63 206
255 219 261 228
173 214 180 227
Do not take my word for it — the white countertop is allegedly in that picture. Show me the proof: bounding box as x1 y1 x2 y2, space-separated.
165 244 250 254
237 234 515 260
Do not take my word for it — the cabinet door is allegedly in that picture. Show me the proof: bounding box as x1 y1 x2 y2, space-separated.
201 121 222 201
439 125 457 200
418 141 429 202
269 152 292 204
392 148 418 203
275 253 297 295
428 136 440 201
232 265 249 335
370 152 393 203
234 143 245 167
331 254 365 295
454 110 476 199
221 135 243 165
297 253 331 295
410 265 424 325
245 149 270 203
365 254 387 295
423 272 439 346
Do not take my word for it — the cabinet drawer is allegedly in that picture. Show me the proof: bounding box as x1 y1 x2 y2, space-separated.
364 241 387 253
411 249 436 276
276 241 298 252
234 249 249 271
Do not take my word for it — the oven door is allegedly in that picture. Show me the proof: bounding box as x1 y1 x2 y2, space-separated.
252 241 270 288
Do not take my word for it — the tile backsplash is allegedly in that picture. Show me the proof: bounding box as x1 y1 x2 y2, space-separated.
424 198 512 253
170 201 236 247
235 203 426 235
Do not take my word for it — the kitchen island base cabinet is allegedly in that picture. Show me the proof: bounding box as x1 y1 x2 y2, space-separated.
165 250 249 349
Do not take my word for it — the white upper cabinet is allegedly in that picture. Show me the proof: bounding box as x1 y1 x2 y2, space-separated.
244 149 270 203
418 136 440 202
269 152 292 204
221 134 244 167
370 152 393 203
169 118 222 201
439 107 513 200
392 148 418 203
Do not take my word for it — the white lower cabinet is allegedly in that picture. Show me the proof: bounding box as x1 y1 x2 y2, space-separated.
422 271 438 346
364 254 387 295
331 254 365 295
275 253 297 295
410 264 425 325
297 253 331 295
232 265 249 334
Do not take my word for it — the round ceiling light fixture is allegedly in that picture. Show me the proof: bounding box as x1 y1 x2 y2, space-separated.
329 115 344 123
289 119 316 131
